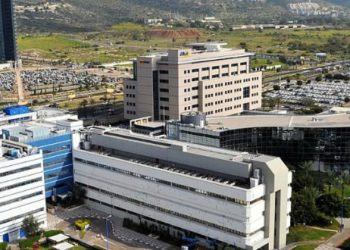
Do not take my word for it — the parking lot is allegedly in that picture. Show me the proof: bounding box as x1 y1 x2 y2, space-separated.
266 80 350 106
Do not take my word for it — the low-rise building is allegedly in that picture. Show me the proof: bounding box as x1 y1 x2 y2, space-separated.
74 126 292 250
167 111 350 171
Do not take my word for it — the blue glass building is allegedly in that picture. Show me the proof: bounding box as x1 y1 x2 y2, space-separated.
2 127 74 198
28 133 74 198
0 0 17 61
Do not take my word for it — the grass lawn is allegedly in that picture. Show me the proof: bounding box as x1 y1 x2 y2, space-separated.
326 218 341 231
17 28 350 65
251 58 285 68
293 244 319 250
18 34 88 51
287 225 336 243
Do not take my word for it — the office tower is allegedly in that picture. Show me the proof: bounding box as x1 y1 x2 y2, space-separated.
0 0 17 62
124 43 262 121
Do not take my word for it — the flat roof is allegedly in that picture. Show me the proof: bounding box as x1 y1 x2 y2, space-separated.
206 113 350 131
104 127 252 159
48 234 69 243
52 242 74 250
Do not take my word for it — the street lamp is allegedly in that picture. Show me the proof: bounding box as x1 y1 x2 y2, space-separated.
105 214 112 250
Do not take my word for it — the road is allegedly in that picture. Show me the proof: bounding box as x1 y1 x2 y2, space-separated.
48 205 173 250
14 67 25 104
263 60 350 92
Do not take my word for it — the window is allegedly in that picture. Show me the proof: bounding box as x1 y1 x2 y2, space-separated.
212 66 220 70
222 73 229 77
160 88 169 93
192 78 199 82
43 145 70 154
44 157 71 168
160 79 169 84
160 97 169 102
159 70 168 74
192 69 199 73
160 106 169 110
202 76 209 80
0 164 41 177
0 177 42 192
222 64 229 68
212 74 219 78
202 67 209 71
192 86 198 91
243 87 250 98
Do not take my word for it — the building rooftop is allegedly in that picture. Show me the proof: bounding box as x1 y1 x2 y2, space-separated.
80 126 283 190
206 113 350 131
0 140 40 162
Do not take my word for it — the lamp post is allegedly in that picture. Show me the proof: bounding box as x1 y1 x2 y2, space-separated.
105 214 112 250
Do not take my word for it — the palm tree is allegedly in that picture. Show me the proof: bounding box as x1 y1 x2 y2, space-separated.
326 170 338 193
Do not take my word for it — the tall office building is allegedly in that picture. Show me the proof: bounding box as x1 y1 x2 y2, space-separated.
0 0 17 62
74 127 292 250
124 42 262 121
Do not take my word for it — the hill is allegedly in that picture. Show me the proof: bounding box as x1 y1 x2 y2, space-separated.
14 0 350 32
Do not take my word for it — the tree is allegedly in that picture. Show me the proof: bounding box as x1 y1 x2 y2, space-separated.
273 85 280 91
291 186 320 225
22 215 40 237
344 96 350 103
296 80 303 86
316 193 342 218
315 75 322 82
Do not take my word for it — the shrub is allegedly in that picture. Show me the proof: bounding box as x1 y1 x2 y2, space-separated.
19 235 40 250
74 219 91 230
315 212 332 227
0 242 8 250
43 230 64 238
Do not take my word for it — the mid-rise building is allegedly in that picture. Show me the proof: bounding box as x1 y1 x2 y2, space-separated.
0 140 47 243
167 111 350 171
0 0 17 62
74 127 292 250
124 43 262 121
0 106 83 199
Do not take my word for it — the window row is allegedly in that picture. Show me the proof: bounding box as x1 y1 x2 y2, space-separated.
0 164 41 177
74 158 248 206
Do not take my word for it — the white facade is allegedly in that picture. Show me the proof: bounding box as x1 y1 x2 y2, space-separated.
73 127 291 250
0 140 47 243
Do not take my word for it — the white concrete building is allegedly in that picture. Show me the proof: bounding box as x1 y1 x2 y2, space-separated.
73 127 292 250
124 42 262 121
0 140 47 243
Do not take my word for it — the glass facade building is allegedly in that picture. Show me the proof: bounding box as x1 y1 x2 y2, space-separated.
167 115 350 171
0 0 17 61
28 133 74 198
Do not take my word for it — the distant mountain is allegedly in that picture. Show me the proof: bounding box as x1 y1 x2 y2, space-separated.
14 0 350 32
